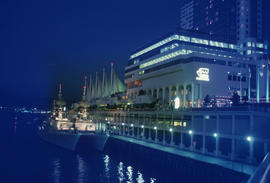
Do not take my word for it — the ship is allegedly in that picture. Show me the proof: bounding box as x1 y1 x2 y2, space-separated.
39 79 109 151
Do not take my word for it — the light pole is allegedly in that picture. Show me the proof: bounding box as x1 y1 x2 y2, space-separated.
154 126 158 142
213 133 218 156
189 130 193 151
238 72 242 102
247 136 254 163
169 128 174 145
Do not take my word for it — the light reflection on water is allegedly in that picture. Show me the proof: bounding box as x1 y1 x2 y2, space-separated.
118 161 125 182
104 154 110 180
52 159 61 183
136 171 145 183
3 111 160 183
77 155 88 183
127 166 133 183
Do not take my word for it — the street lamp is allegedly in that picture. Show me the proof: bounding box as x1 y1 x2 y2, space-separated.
169 128 173 132
246 136 253 142
130 123 134 127
121 123 125 126
154 126 157 130
188 130 193 135
213 133 218 137
141 125 144 128
246 136 254 163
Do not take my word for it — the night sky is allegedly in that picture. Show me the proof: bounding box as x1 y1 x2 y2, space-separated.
1 0 270 107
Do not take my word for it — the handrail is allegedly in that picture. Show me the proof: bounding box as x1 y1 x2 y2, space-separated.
247 152 270 183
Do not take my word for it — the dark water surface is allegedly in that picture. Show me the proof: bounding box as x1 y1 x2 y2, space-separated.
0 111 247 183
0 111 173 183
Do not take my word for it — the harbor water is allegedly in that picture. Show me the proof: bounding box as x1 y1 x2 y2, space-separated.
0 110 248 183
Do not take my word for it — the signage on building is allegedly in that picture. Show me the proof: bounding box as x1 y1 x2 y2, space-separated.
174 97 180 109
196 68 210 81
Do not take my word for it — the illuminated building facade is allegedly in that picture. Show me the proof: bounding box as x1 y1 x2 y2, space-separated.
180 0 265 46
125 30 269 107
180 0 237 42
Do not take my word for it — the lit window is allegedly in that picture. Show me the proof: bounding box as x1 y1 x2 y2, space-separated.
139 49 192 69
256 43 263 48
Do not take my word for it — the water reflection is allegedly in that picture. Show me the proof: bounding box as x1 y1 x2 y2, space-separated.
104 155 110 180
127 166 133 183
13 116 17 135
1 111 165 183
136 171 145 183
77 155 88 183
52 159 61 183
150 178 156 183
118 161 125 182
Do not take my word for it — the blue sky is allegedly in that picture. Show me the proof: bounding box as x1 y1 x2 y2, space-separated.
0 0 269 107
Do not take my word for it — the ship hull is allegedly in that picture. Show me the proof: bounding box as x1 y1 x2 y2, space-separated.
39 129 108 151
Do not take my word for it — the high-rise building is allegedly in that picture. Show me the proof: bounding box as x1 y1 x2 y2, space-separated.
180 0 237 42
237 0 263 41
180 0 264 45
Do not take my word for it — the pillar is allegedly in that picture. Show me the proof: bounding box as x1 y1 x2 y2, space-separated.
191 83 194 108
183 84 186 108
148 128 152 141
155 129 158 143
170 131 174 145
239 74 242 102
231 115 235 160
190 132 193 151
180 132 183 148
257 66 260 103
215 115 220 156
162 130 166 145
248 67 251 102
249 114 254 163
169 86 172 105
162 87 165 106
202 117 206 154
132 126 135 137
266 63 269 102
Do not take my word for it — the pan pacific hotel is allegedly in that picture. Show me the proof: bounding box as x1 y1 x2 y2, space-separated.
124 30 269 108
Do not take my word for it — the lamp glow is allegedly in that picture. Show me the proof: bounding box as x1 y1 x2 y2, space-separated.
174 97 180 109
246 136 253 142
188 130 193 135
213 133 218 137
154 126 157 130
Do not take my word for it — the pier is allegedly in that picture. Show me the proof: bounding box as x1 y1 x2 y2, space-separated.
91 105 270 175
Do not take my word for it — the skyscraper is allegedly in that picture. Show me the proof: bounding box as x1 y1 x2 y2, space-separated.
236 0 263 41
180 0 237 42
180 0 264 44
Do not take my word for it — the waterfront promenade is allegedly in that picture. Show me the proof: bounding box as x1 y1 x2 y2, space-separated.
111 135 256 175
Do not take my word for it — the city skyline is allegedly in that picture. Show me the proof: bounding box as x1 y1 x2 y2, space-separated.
1 0 270 107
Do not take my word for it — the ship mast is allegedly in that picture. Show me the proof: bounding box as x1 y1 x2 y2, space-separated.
58 83 62 100
82 76 87 101
110 62 114 95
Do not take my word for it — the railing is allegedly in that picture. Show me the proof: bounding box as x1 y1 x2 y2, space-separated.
90 104 270 113
247 152 270 183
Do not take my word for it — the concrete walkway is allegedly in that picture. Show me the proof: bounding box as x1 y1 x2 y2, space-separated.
111 135 257 175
